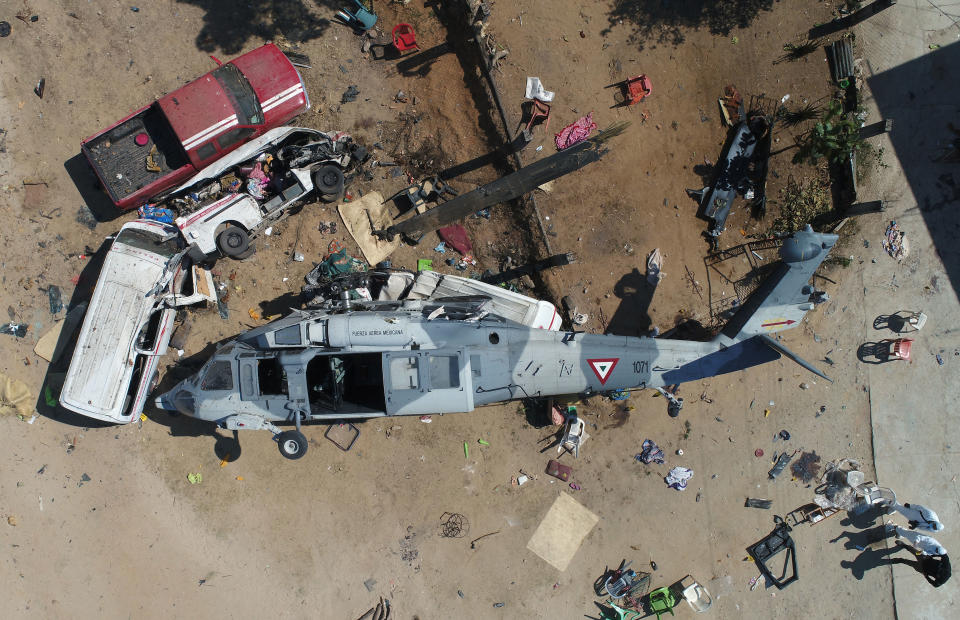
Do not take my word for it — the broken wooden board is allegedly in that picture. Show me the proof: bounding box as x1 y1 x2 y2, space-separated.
526 492 599 571
337 191 399 265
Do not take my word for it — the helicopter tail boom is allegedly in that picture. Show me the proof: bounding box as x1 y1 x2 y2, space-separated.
718 226 837 344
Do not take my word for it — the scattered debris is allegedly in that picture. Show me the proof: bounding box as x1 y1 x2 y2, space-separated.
0 21 10 37
746 517 798 590
439 512 469 538
325 422 359 451
525 76 555 102
719 85 743 126
636 439 665 464
341 85 360 103
555 112 597 150
791 451 822 483
187 472 202 484
47 285 63 314
546 459 572 482
34 77 45 99
768 452 795 480
646 248 663 286
0 372 32 417
881 220 908 259
470 530 500 549
437 224 473 255
745 498 773 509
0 323 28 338
357 596 391 620
665 466 693 491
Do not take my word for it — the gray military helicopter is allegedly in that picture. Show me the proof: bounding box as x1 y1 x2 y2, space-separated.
157 226 837 460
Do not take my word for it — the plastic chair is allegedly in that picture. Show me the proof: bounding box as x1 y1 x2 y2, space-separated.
606 602 643 620
524 99 551 133
903 311 927 331
392 23 419 52
679 576 712 612
604 569 638 599
559 414 584 458
625 75 652 105
337 0 377 31
648 587 676 619
882 338 913 361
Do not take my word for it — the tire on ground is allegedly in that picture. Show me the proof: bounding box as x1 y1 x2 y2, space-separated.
313 165 344 203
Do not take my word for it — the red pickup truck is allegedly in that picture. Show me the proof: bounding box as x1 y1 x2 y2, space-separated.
81 43 310 210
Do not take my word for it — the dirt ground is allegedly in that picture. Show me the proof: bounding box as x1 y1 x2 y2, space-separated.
1 1 897 618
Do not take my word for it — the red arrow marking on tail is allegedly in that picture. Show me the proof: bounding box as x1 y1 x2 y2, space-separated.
761 319 796 327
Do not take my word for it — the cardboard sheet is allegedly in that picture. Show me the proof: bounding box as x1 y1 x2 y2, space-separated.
526 492 599 571
337 191 399 266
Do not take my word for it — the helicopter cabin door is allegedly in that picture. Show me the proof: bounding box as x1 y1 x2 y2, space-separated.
382 349 474 415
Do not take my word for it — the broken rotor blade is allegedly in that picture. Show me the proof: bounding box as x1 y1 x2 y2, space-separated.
378 122 629 239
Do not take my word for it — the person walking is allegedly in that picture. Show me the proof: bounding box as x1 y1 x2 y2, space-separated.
891 501 944 532
914 553 952 588
887 523 947 556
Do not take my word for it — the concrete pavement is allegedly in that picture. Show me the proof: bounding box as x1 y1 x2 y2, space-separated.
855 2 960 617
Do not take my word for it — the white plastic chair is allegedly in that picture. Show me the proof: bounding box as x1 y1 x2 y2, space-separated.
680 575 712 612
558 416 584 458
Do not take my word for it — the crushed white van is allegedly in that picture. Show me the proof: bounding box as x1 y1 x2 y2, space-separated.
59 220 214 424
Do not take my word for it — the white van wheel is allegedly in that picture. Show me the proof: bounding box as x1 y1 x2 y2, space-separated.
217 227 250 257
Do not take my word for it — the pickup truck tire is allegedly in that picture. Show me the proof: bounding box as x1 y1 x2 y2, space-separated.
277 430 308 460
313 165 344 202
217 227 250 257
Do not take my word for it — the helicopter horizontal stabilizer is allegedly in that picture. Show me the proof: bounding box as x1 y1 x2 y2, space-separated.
757 333 832 382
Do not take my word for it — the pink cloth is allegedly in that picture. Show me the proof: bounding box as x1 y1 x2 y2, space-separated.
248 162 268 182
555 112 597 150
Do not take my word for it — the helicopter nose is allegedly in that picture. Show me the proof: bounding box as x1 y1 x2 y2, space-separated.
172 389 196 416
155 386 196 417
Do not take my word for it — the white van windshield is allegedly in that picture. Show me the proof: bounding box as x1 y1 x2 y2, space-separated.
115 228 180 258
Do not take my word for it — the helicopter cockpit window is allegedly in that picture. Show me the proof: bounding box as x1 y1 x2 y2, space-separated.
201 361 234 391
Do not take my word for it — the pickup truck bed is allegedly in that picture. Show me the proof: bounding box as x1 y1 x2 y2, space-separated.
82 103 189 205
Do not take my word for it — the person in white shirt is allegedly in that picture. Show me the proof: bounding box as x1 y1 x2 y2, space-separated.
888 523 947 556
891 502 944 532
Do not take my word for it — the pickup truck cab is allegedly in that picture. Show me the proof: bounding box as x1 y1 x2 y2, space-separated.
59 220 215 424
81 43 309 210
162 127 366 259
